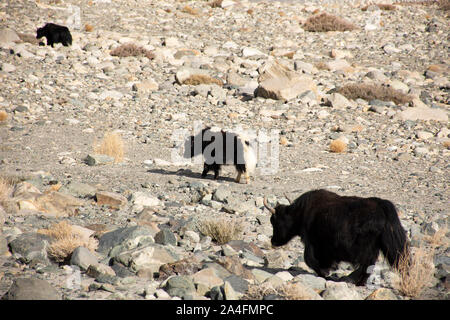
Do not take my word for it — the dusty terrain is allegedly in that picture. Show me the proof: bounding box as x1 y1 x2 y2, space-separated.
0 0 448 301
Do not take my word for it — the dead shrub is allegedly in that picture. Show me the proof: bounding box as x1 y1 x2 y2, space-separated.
337 83 413 105
210 0 223 8
303 12 357 32
196 217 243 245
110 43 155 60
362 4 397 11
439 0 450 10
93 132 125 163
395 245 435 298
181 5 200 15
395 227 448 298
243 282 314 300
0 110 7 122
38 221 98 262
0 176 13 207
181 74 223 86
329 139 347 153
84 24 94 32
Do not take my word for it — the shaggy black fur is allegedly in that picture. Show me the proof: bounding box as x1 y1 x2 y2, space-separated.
184 127 250 182
36 23 72 47
267 189 408 286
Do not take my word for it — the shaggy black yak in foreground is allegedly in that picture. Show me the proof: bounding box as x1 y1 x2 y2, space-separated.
264 189 409 286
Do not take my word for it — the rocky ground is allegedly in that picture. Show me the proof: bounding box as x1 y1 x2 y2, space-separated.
0 0 448 301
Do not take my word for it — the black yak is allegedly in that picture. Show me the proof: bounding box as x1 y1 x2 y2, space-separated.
264 189 408 286
184 127 257 184
36 23 72 47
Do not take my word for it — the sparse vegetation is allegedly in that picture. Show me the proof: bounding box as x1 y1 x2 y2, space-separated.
197 217 243 245
362 3 397 11
337 83 413 105
38 221 98 262
0 176 13 207
329 139 347 153
243 282 315 300
303 12 357 32
0 110 7 122
84 24 94 32
181 5 200 15
439 0 450 10
110 43 155 60
210 0 223 8
181 74 223 86
395 227 448 298
93 132 125 163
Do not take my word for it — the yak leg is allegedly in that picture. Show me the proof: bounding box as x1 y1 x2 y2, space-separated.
235 172 242 183
304 245 328 278
201 163 210 178
244 172 250 184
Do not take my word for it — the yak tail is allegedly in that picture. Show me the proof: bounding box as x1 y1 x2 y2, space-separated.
377 199 409 269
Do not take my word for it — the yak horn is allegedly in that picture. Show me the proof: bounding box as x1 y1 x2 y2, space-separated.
263 197 276 214
284 193 293 205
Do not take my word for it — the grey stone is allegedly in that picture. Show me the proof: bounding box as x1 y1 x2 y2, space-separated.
209 285 225 300
70 246 98 271
0 233 8 255
154 228 177 246
164 275 196 299
114 243 178 273
84 154 115 166
9 233 51 265
223 274 249 293
212 186 231 203
322 282 362 300
98 226 156 255
4 278 61 300
295 274 326 291
59 182 97 199
0 28 20 44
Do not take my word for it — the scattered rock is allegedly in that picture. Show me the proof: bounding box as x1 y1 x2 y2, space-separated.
255 60 317 101
95 191 128 209
4 278 62 300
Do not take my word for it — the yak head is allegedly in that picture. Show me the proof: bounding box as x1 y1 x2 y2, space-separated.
36 26 45 39
264 195 297 247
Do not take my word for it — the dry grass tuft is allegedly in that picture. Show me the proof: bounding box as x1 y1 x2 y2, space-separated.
439 0 450 10
210 0 223 8
197 217 243 245
93 132 125 163
84 24 94 32
329 139 347 153
395 227 448 298
337 83 413 105
395 246 435 298
303 12 357 32
244 282 314 300
362 3 397 11
181 74 223 86
0 110 7 122
110 43 155 60
38 221 98 262
0 176 13 207
181 5 200 15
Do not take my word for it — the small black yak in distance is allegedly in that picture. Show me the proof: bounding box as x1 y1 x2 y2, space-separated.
184 127 256 184
36 23 72 47
264 189 409 286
